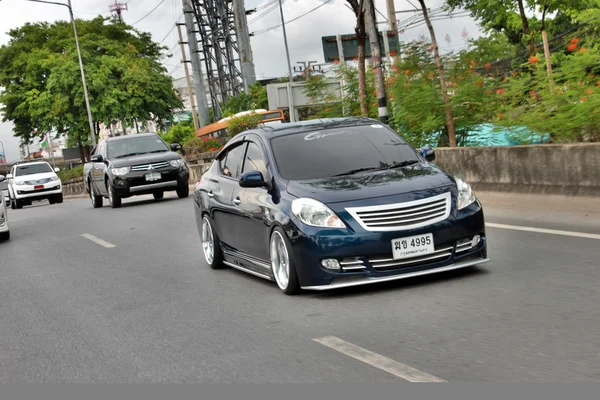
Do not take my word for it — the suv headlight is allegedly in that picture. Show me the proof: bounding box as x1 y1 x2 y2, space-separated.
50 176 60 182
456 177 476 210
170 159 186 168
15 181 26 186
291 198 345 228
111 167 130 176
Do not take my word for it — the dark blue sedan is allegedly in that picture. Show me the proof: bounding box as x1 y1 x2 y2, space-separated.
193 118 489 295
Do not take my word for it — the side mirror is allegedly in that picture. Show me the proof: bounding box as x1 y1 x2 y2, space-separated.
91 154 103 163
0 175 5 183
6 174 13 179
171 143 182 152
420 146 436 162
239 170 266 188
54 167 60 173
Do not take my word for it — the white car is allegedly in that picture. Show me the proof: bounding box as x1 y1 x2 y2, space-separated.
0 176 9 206
0 175 9 241
6 161 63 209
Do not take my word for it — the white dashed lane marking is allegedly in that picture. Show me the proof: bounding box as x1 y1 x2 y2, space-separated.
486 223 600 240
81 233 117 248
313 336 447 382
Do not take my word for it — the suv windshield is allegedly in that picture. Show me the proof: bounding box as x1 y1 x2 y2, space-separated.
270 124 420 180
107 135 169 159
15 163 53 176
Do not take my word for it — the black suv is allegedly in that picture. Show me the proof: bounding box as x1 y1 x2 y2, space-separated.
84 133 190 208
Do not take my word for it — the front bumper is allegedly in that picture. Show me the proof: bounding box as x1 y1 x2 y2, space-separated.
289 200 489 290
111 167 189 196
13 182 62 200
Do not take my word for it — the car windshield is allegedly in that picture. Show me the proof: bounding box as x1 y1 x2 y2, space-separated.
15 163 53 176
107 135 169 159
270 124 420 180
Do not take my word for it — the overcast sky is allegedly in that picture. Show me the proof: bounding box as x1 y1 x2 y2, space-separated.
0 0 481 162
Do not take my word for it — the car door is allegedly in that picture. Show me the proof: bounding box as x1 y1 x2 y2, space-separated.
230 139 271 264
92 142 108 195
210 141 247 251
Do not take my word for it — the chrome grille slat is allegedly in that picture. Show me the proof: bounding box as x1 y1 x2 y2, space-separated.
342 266 367 271
25 178 52 185
370 250 453 269
365 211 447 227
131 161 170 171
340 260 364 266
360 204 447 222
369 247 453 264
346 192 452 232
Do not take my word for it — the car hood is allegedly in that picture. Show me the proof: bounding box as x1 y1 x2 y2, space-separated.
14 172 58 182
110 151 182 168
285 162 456 204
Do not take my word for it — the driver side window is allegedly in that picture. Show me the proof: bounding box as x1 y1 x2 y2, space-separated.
219 143 247 180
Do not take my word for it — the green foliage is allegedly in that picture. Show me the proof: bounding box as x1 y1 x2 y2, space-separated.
220 82 268 117
161 121 195 146
183 136 224 155
0 17 183 150
57 165 84 182
227 113 263 137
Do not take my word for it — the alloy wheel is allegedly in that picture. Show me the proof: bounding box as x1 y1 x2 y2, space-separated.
270 231 290 290
201 216 215 265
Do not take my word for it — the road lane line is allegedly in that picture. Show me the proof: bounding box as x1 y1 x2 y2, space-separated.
486 223 600 240
81 234 117 248
313 336 446 382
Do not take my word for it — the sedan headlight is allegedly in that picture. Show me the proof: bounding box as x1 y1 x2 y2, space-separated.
170 159 186 168
15 181 26 186
291 198 345 228
111 167 130 176
456 177 476 210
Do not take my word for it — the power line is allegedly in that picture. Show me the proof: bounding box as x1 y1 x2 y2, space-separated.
253 0 335 36
158 13 183 44
248 0 287 25
131 0 166 25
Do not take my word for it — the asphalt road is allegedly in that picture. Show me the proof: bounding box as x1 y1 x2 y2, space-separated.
0 191 599 382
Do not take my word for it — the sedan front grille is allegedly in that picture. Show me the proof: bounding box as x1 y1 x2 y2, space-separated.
340 258 367 272
130 161 170 171
25 178 52 185
345 192 451 232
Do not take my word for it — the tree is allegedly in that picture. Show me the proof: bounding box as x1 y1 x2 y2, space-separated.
0 17 183 164
346 0 369 116
220 82 268 117
161 121 196 146
418 0 457 146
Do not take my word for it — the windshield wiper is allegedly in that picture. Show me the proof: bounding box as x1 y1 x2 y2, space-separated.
387 160 419 169
333 167 383 177
146 149 168 154
115 152 146 158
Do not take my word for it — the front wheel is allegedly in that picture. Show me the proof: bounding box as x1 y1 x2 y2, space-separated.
153 191 164 200
201 215 224 269
0 231 9 241
108 183 122 209
90 183 103 208
176 183 189 198
270 227 301 295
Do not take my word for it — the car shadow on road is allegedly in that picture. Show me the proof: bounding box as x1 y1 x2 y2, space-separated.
117 195 188 208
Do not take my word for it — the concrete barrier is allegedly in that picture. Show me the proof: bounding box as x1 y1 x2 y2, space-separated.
432 143 600 196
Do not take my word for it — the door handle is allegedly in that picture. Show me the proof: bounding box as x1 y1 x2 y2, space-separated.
207 191 214 198
233 198 241 205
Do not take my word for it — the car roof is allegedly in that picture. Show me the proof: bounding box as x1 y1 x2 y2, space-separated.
14 160 51 166
243 117 383 140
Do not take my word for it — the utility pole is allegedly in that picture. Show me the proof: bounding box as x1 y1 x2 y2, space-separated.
183 0 210 127
364 0 389 124
177 24 200 131
277 0 296 122
542 31 554 91
233 0 256 92
386 0 399 64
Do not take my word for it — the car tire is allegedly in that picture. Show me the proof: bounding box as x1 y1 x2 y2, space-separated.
153 191 164 200
49 197 56 204
56 193 63 204
201 215 224 270
176 183 189 198
90 184 103 209
15 199 23 209
10 198 16 210
269 227 301 295
108 183 122 209
0 231 9 241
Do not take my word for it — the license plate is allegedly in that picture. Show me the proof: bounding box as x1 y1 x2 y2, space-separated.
392 233 434 260
145 172 161 182
34 185 44 190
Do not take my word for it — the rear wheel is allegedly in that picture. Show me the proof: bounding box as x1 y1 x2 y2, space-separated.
153 191 164 200
270 227 301 295
108 182 122 209
176 183 189 198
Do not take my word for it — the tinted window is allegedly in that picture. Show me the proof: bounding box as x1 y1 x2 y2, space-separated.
242 142 268 177
220 143 246 180
107 135 169 159
270 125 419 180
15 163 53 176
